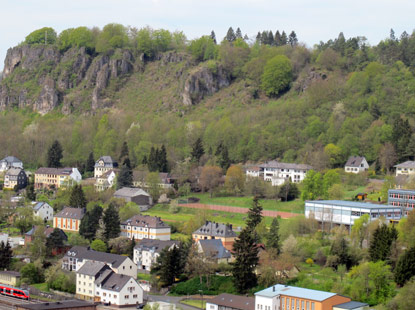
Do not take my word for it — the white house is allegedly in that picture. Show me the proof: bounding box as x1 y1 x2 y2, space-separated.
134 239 179 271
76 261 110 301
0 156 23 172
121 215 171 241
33 202 54 222
94 156 118 178
95 170 117 192
345 156 369 174
95 272 144 306
394 161 415 177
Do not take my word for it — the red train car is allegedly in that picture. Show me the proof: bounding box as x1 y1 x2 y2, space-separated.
0 284 30 300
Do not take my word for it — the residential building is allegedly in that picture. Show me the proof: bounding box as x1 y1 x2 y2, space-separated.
4 168 27 190
245 166 261 178
344 156 369 174
0 271 20 286
305 200 403 229
121 215 171 241
95 169 117 192
207 293 254 310
388 189 415 212
114 187 153 210
193 221 237 251
62 246 137 279
0 156 23 172
134 239 179 271
395 161 415 177
197 239 231 263
25 225 67 245
76 261 111 301
34 167 82 190
132 171 176 189
15 300 96 310
94 156 118 178
255 284 353 310
95 271 144 306
33 202 54 221
53 207 85 232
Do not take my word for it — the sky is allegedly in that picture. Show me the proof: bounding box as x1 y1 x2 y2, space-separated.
1 0 415 71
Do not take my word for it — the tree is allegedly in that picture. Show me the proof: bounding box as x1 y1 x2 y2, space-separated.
369 224 398 262
185 243 216 286
91 239 107 252
261 55 293 97
0 241 12 270
394 246 415 286
191 138 204 163
86 152 95 173
351 214 370 248
58 26 95 52
199 166 223 198
210 31 217 44
327 184 344 199
21 262 44 284
117 162 133 189
225 165 245 195
397 209 415 248
103 203 121 240
278 181 299 201
235 27 243 39
301 170 323 200
266 218 280 256
231 228 259 293
280 31 288 45
30 226 46 260
225 27 236 42
152 246 184 286
46 228 66 253
217 144 231 171
379 143 397 174
47 140 63 168
69 184 87 209
246 197 263 230
288 31 298 47
158 145 168 172
119 141 130 164
327 235 354 269
119 202 141 222
79 205 103 240
25 27 57 45
128 237 136 259
96 23 128 53
387 279 415 310
146 172 161 202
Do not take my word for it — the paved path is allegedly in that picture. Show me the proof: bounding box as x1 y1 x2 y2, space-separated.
178 203 300 219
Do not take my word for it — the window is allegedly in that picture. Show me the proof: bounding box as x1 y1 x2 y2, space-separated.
125 295 129 299
133 294 137 298
210 306 215 310
301 301 304 310
311 303 314 310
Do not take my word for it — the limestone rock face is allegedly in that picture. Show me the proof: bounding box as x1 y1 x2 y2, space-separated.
182 64 230 105
35 77 59 114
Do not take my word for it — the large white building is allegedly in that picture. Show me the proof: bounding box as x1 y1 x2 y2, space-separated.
246 161 312 186
121 215 171 241
134 239 179 271
394 161 415 177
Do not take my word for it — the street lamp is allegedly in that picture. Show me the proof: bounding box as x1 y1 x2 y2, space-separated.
199 290 203 309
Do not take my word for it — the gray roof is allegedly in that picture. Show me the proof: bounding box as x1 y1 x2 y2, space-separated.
255 284 337 301
95 156 117 168
395 161 415 168
0 270 20 277
55 207 85 220
193 221 236 238
306 200 400 210
260 160 312 170
96 272 133 292
0 156 22 164
35 167 73 175
334 301 369 309
135 239 179 253
5 167 25 177
33 202 51 211
198 239 231 259
345 156 366 167
77 261 109 276
114 187 150 198
122 215 169 228
208 293 254 310
15 300 95 310
65 246 129 268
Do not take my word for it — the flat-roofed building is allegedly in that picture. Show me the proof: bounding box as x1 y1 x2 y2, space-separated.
207 293 254 310
305 200 403 229
121 215 171 241
388 189 415 213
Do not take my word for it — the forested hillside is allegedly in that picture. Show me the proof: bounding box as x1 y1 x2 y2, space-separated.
1 25 415 170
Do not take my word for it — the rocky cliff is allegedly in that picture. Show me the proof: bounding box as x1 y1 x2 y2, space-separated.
0 45 232 114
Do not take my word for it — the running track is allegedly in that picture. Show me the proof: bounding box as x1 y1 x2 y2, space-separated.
177 203 300 219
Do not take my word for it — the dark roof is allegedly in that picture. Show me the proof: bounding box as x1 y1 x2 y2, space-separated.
135 239 179 253
35 167 73 175
395 160 415 168
114 187 150 198
260 160 312 170
77 261 109 276
193 221 236 238
25 226 67 240
95 156 117 168
345 156 366 167
198 239 231 259
334 301 369 309
65 246 129 268
15 300 96 310
208 293 254 310
96 272 133 292
0 270 20 277
122 215 169 228
1 156 22 164
55 207 85 220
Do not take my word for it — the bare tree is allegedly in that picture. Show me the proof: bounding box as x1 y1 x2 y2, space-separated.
379 143 397 174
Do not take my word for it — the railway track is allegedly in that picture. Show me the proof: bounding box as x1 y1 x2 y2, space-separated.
0 294 40 309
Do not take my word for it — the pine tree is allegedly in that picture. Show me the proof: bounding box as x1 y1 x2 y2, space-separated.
80 205 103 240
288 31 298 47
218 145 231 171
151 246 183 286
148 147 157 172
86 152 95 173
246 196 263 230
261 31 268 45
159 145 168 172
395 246 415 286
119 141 129 163
46 228 65 253
69 184 87 209
235 27 243 39
274 30 282 46
256 32 262 44
231 228 259 293
210 30 217 44
0 241 12 269
266 217 280 256
103 203 121 240
47 140 63 168
281 31 288 45
117 162 133 189
191 138 204 163
267 31 274 46
225 27 236 42
128 237 136 260
369 224 397 262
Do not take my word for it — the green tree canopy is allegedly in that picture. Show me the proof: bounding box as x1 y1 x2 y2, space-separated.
25 27 57 45
103 203 121 240
69 184 87 209
261 55 293 97
58 27 95 52
91 239 107 252
47 140 63 168
96 23 128 53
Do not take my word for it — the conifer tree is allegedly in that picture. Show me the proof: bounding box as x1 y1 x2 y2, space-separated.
103 203 121 240
79 205 103 240
117 162 133 189
256 32 261 43
0 241 12 269
210 30 217 44
225 27 236 42
246 196 263 230
159 145 168 172
235 27 243 39
281 31 288 45
128 237 136 260
47 140 63 168
86 152 95 173
267 31 274 46
191 138 204 163
69 184 87 209
218 145 231 172
151 246 183 286
46 228 65 253
261 31 268 45
288 31 298 47
395 246 415 286
148 147 157 172
266 217 280 256
369 224 397 262
274 30 282 46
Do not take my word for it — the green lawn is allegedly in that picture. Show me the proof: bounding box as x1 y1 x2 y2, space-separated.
181 300 206 309
343 186 367 199
31 283 50 292
137 273 152 281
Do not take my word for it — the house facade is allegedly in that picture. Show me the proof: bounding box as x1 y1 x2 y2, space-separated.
0 271 20 286
395 161 415 177
63 246 137 279
134 239 179 271
4 168 27 190
95 170 117 192
33 202 54 221
94 156 118 178
76 261 110 301
114 187 153 210
53 207 85 232
0 156 23 172
192 221 237 251
132 171 175 189
345 156 369 174
121 215 171 241
388 189 415 212
35 167 82 189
